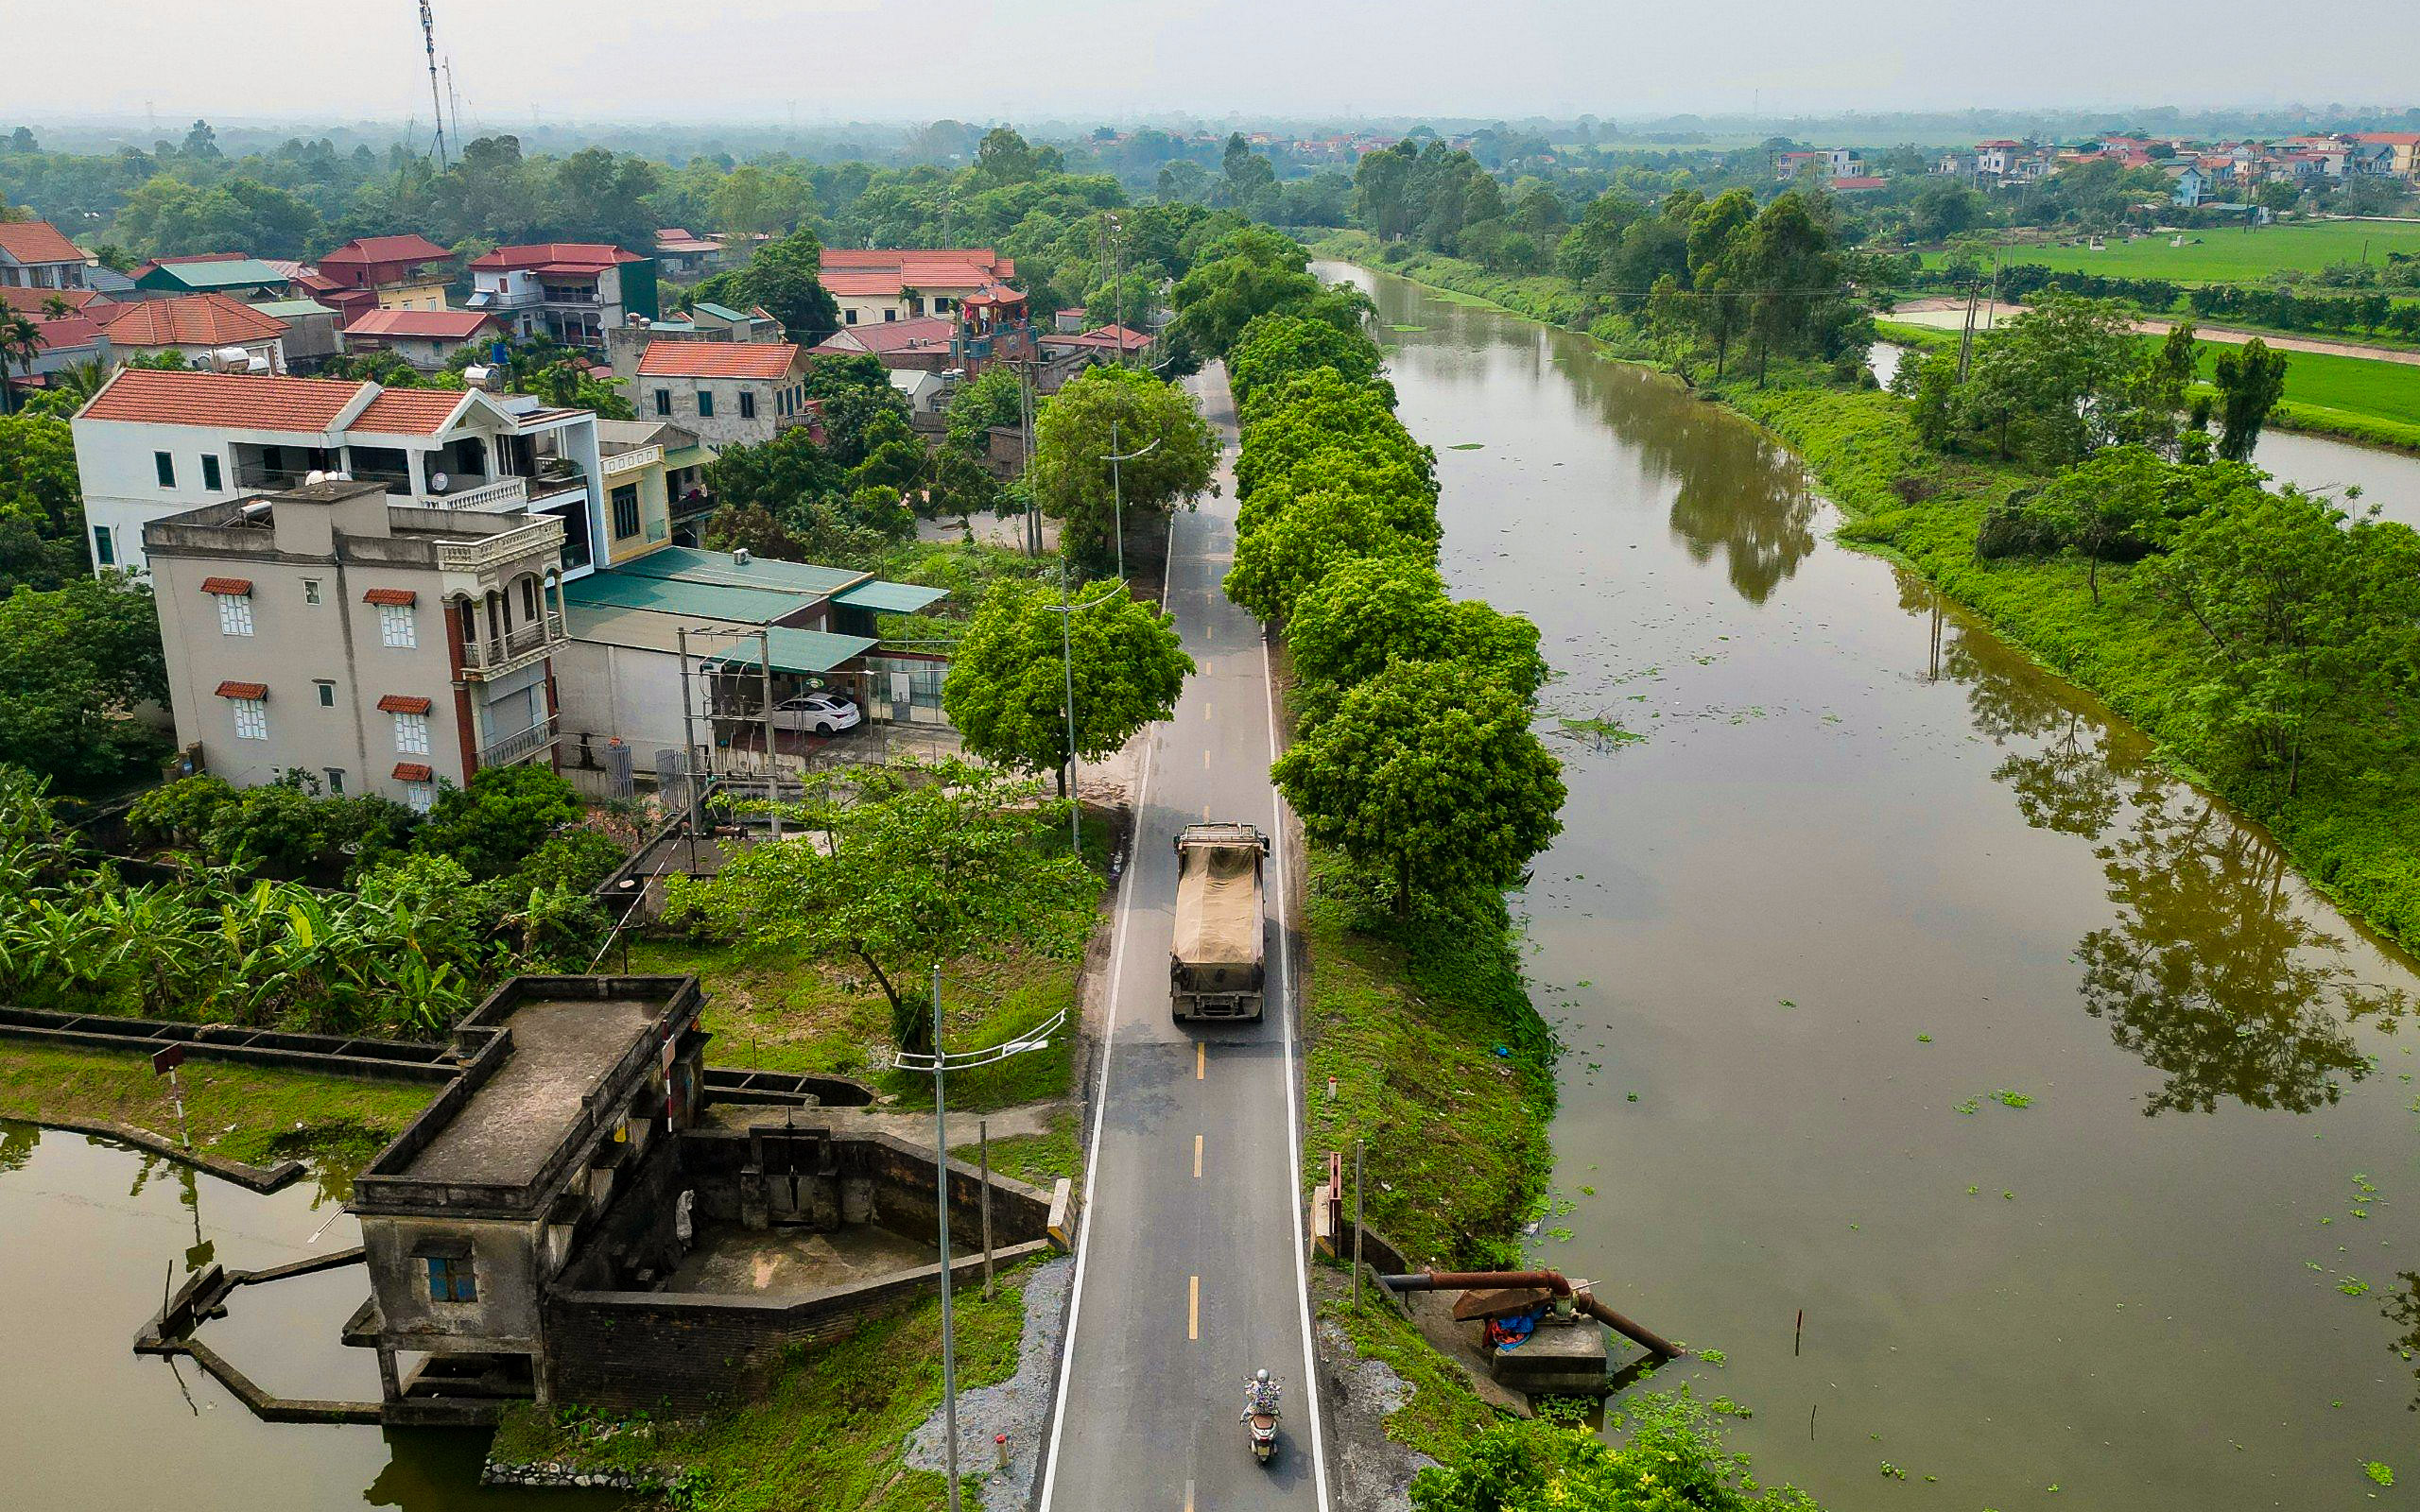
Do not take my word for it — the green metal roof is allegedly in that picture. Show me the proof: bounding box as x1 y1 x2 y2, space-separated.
138 258 292 291
562 568 811 625
834 580 949 614
614 545 866 598
661 444 715 469
702 626 878 677
691 301 751 322
248 299 337 319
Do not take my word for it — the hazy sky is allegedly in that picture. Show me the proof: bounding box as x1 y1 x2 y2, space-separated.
14 0 2410 127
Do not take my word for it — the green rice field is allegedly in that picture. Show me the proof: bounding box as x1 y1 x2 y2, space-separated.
1932 219 2420 284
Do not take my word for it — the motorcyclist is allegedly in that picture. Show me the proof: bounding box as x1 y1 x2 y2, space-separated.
1241 1368 1282 1421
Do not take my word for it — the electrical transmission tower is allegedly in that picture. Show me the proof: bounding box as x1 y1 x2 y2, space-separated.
417 0 449 168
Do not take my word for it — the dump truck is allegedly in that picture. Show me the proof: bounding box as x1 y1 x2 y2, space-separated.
1170 822 1270 1021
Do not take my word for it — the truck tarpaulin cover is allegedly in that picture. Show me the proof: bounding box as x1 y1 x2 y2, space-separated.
1175 844 1261 970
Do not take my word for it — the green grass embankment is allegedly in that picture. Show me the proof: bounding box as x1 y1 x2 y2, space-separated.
490 1264 1038 1511
1297 848 1558 1273
1720 381 2420 951
1312 230 1596 333
0 1041 433 1171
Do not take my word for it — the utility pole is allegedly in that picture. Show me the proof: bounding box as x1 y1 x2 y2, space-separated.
757 629 780 837
677 626 700 841
444 59 463 154
1058 568 1082 853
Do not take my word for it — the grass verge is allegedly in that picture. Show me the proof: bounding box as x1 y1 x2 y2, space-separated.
1319 1284 1501 1462
1297 839 1557 1272
950 1106 1082 1189
0 1041 433 1171
490 1265 1036 1512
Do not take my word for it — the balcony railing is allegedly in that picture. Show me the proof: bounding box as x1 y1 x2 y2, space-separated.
460 613 563 676
422 476 528 511
433 515 566 575
602 444 663 478
480 286 543 310
479 713 559 769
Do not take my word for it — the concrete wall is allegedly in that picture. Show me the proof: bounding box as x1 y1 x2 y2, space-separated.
361 1213 549 1356
634 371 799 449
552 636 689 758
147 530 464 799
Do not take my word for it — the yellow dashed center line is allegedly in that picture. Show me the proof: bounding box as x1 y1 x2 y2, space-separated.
1188 1275 1200 1340
1196 1041 1205 1079
1193 1134 1203 1178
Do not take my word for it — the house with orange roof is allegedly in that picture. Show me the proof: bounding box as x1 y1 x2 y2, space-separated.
466 244 658 352
96 292 292 373
818 247 1025 329
72 367 607 581
633 339 807 447
342 307 509 371
2351 132 2420 180
313 234 456 321
0 219 91 291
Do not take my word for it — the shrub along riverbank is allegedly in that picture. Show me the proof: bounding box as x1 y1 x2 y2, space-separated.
1367 249 2420 966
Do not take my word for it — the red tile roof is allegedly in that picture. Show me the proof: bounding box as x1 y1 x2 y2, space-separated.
98 292 287 348
811 315 961 356
1830 176 1890 191
636 339 803 379
0 285 102 317
377 694 434 714
28 315 105 353
469 243 648 272
362 587 418 607
343 307 502 341
200 577 254 595
318 234 451 268
215 679 268 699
0 219 85 266
351 387 470 436
392 762 435 782
80 369 368 432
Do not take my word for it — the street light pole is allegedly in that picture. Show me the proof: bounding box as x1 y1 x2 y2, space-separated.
1098 420 1160 586
932 961 960 1512
895 986 1067 1512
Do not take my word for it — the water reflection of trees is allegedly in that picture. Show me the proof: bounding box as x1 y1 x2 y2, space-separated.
1945 627 2406 1115
2384 1272 2420 1413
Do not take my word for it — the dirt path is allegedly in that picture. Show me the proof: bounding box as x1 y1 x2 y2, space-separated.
1887 297 2420 366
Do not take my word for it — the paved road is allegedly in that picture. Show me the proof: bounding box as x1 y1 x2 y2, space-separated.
1037 366 1329 1512
1891 296 2420 366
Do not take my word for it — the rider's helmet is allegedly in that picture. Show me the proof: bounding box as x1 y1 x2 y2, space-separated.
1256 1369 1270 1384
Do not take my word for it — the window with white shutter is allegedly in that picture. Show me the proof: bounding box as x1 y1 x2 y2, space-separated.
379 602 416 648
393 711 431 755
232 698 268 740
216 593 253 636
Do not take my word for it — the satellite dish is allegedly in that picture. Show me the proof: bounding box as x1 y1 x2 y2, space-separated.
430 471 450 492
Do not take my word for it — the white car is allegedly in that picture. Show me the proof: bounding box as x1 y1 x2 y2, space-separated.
769 693 862 735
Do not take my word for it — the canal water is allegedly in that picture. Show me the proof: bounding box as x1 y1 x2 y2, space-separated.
0 1123 620 1510
1329 265 2420 1510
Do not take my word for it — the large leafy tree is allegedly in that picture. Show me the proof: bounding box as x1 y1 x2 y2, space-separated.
1952 294 2172 467
2143 486 2420 796
1226 467 1442 625
664 760 1095 1053
705 425 846 521
800 352 913 469
1271 660 1564 915
943 579 1192 793
1031 365 1217 571
0 409 86 592
1224 311 1385 411
1286 555 1546 721
696 228 841 343
2213 336 2290 462
410 764 584 881
0 576 168 786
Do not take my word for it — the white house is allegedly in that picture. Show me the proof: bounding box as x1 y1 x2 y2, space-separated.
73 368 607 580
95 293 290 373
341 307 509 372
633 340 808 447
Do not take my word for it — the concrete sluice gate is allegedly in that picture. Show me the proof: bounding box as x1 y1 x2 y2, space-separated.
139 973 1063 1426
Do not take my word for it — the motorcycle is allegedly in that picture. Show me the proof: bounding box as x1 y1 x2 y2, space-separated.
1245 1407 1278 1464
1242 1374 1281 1464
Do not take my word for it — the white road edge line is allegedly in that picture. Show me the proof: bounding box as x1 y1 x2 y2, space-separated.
1266 624 1333 1512
1038 497 1178 1512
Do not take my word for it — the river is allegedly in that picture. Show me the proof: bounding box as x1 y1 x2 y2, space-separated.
1328 264 2420 1510
0 1124 619 1510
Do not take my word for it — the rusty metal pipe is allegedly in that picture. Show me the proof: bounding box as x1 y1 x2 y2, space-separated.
1377 1269 1686 1359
